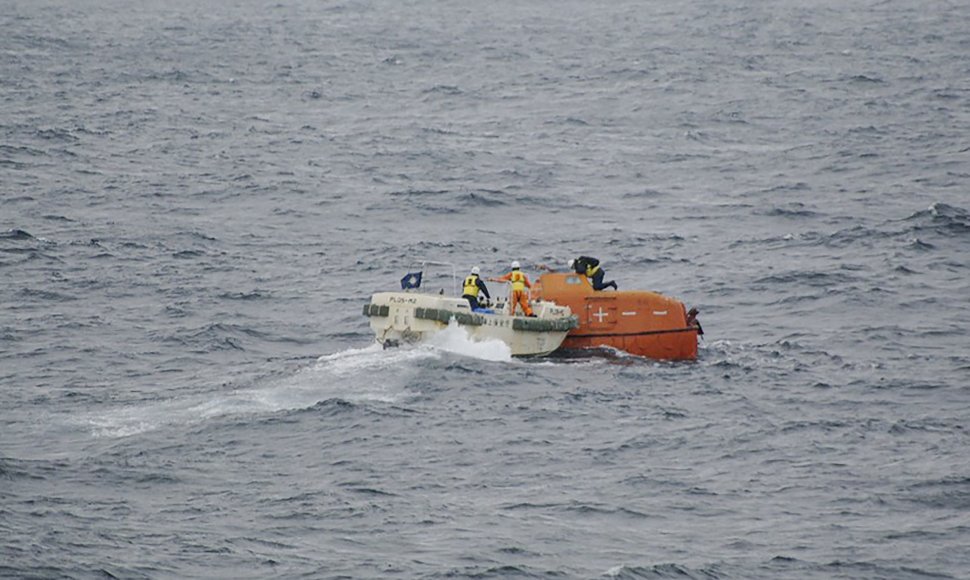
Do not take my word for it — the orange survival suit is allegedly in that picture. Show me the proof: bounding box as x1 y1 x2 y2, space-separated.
491 266 534 317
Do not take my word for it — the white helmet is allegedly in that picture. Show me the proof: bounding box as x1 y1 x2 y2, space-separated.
511 260 520 269
567 259 575 269
471 266 480 275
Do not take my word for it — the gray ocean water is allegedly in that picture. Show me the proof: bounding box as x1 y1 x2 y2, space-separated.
2 0 969 578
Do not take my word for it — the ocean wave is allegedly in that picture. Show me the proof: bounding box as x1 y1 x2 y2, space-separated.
744 204 970 252
17 287 77 302
906 238 936 250
819 560 957 580
426 564 555 579
218 290 272 301
603 562 728 580
903 202 969 237
843 74 885 84
0 159 27 170
41 214 75 222
0 457 67 482
295 397 361 418
902 476 970 510
0 144 47 158
171 249 206 259
752 270 857 287
148 323 279 352
757 204 819 219
421 84 462 96
0 228 35 241
387 188 452 198
699 338 852 378
620 188 668 199
34 127 79 142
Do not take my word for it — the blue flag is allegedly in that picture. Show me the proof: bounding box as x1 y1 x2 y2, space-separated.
400 271 422 290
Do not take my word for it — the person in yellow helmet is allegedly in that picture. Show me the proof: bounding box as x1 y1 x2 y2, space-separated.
489 261 535 317
462 266 491 311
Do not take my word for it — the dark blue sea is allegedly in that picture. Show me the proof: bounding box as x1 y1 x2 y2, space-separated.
2 0 969 578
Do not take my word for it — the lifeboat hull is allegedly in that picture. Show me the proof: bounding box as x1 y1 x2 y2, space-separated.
533 273 699 360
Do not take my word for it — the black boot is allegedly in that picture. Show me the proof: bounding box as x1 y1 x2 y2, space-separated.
610 281 618 290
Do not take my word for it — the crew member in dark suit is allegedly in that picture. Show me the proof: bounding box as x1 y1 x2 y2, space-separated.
569 256 617 291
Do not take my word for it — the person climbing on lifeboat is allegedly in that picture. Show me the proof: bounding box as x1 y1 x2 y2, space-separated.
569 256 618 291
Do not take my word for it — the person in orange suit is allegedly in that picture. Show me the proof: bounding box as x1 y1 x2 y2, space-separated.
489 261 535 317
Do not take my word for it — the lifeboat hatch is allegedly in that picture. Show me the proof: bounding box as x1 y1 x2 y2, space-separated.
586 298 617 329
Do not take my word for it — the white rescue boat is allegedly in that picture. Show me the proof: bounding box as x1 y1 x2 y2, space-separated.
363 261 578 357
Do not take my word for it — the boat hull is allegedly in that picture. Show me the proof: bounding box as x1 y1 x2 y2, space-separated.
364 292 577 357
533 273 699 360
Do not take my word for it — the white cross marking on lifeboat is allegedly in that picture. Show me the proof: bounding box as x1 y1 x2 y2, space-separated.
593 307 609 322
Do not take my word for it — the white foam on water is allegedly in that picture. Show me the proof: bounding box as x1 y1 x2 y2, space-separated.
82 342 437 439
82 325 516 439
422 318 513 362
315 341 437 375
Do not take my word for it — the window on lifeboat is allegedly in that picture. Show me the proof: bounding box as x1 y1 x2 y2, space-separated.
566 276 582 284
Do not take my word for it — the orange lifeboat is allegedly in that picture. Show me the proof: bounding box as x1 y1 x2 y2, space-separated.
532 272 702 360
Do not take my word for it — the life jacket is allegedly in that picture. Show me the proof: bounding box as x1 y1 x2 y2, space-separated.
510 270 527 292
586 263 601 277
463 275 480 297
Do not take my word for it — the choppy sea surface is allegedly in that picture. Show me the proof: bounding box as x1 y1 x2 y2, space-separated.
2 0 969 578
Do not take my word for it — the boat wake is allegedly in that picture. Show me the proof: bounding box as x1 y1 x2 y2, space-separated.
81 326 511 439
